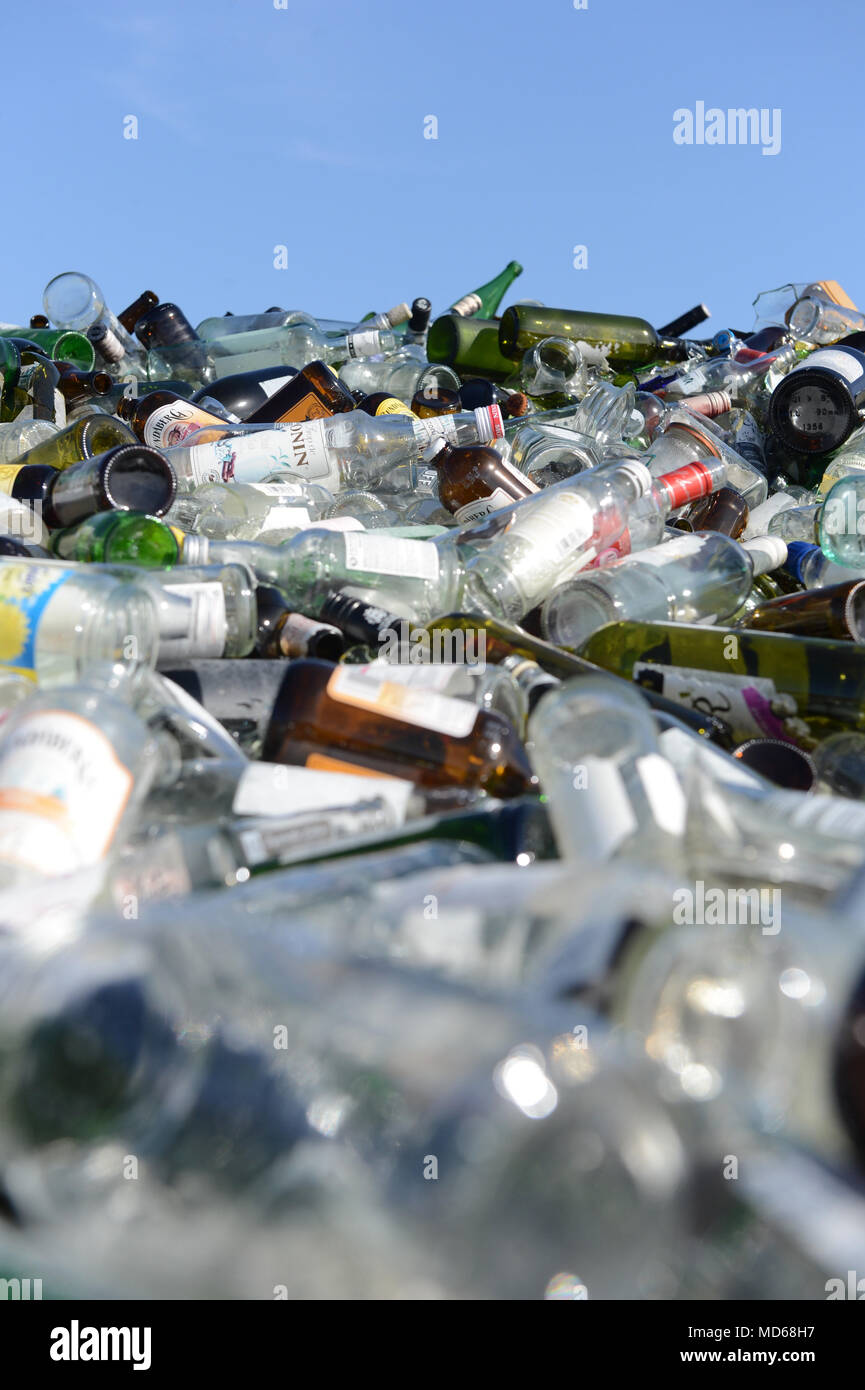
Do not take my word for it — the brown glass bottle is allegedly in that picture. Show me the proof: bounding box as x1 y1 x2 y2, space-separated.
56 367 113 406
2 444 176 528
117 290 159 334
686 486 749 538
428 439 539 522
260 658 537 797
245 361 355 425
739 580 865 642
411 386 461 418
255 587 345 660
117 389 228 448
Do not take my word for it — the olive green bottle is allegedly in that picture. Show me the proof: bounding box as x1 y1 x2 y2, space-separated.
15 414 138 471
427 315 518 382
498 306 689 369
579 619 865 747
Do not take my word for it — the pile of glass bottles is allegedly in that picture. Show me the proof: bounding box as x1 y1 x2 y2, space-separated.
5 268 865 1299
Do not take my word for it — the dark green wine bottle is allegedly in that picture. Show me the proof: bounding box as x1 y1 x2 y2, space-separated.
450 260 524 318
50 511 180 566
427 315 518 381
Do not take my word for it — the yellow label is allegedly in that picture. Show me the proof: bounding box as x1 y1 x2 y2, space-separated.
168 526 187 551
374 398 417 418
305 752 401 779
0 465 22 494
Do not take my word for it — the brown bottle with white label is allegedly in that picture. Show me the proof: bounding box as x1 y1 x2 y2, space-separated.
427 438 539 524
261 657 537 796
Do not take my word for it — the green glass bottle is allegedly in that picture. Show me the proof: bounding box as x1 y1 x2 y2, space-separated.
0 340 20 391
49 511 180 567
578 619 865 748
15 414 138 471
498 305 689 369
427 315 519 381
450 260 524 318
0 328 95 370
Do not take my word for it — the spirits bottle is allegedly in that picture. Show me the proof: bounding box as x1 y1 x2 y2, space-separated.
460 457 724 623
116 389 232 448
164 405 503 492
427 438 540 522
542 533 787 649
13 414 138 470
146 319 400 384
260 657 537 797
103 563 256 662
165 478 332 540
498 304 689 369
87 322 147 377
449 260 523 318
663 347 796 406
644 417 768 506
244 360 356 425
578 619 865 746
181 528 460 624
0 664 160 886
116 289 159 333
0 561 158 684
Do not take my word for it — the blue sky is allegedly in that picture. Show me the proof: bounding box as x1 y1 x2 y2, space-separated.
4 0 862 337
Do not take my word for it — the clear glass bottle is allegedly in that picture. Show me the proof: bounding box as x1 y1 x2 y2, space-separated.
542 532 787 649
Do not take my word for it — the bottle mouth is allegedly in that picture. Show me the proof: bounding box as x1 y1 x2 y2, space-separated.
845 581 865 642
103 445 177 516
732 738 817 792
542 583 618 648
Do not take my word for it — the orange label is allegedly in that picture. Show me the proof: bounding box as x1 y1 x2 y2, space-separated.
275 392 332 423
305 752 402 779
815 280 860 310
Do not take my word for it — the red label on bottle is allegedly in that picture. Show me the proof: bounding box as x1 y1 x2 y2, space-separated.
656 461 715 508
589 529 631 567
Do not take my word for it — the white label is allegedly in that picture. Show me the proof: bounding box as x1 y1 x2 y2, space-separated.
144 401 217 449
634 752 687 836
579 756 638 858
633 662 800 740
247 481 306 497
313 517 365 532
345 328 382 358
0 711 133 874
186 421 336 487
632 535 706 567
454 488 515 523
508 492 595 563
257 374 295 399
53 390 67 428
791 348 863 384
328 665 478 737
160 581 227 659
343 532 440 580
258 505 310 534
233 762 413 820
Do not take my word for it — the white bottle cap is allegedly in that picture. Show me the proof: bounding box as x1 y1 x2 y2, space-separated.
611 458 652 498
743 534 788 575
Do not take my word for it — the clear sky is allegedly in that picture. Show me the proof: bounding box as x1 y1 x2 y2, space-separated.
4 0 862 338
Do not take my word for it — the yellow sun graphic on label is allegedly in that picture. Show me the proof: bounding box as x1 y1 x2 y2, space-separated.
0 607 30 664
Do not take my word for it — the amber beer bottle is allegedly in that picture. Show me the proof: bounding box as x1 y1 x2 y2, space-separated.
427 438 539 522
261 658 537 796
